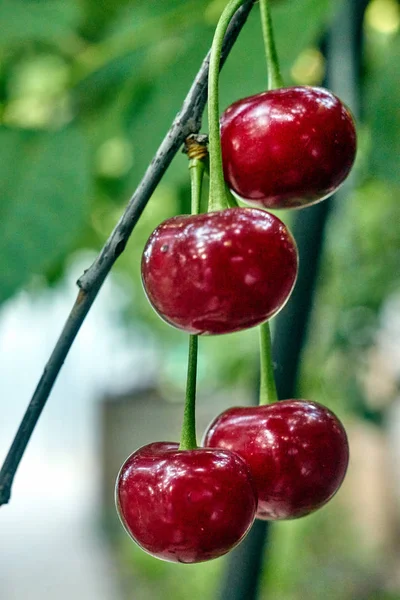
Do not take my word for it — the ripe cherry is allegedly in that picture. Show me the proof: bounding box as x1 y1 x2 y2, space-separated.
116 442 257 563
203 400 349 520
141 207 298 335
220 86 357 209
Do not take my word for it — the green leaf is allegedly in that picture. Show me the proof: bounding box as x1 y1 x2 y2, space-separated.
119 23 214 191
366 36 400 187
0 126 91 304
74 49 149 114
0 0 82 47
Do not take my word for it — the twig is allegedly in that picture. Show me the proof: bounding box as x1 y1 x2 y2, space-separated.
0 0 256 507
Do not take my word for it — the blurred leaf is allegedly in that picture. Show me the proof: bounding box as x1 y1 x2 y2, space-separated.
0 0 82 47
74 50 149 114
74 0 201 110
0 126 91 304
122 24 214 190
274 0 338 75
105 0 198 39
366 35 400 187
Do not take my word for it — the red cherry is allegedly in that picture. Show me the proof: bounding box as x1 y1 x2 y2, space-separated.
141 207 298 335
203 400 349 520
116 442 257 563
220 86 357 209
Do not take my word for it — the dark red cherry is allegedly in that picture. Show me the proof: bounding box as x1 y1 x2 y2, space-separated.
220 86 357 209
141 207 298 335
116 442 257 563
203 400 349 520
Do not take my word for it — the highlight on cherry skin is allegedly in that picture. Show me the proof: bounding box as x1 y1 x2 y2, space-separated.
220 86 357 210
203 400 349 520
141 207 298 336
115 442 258 563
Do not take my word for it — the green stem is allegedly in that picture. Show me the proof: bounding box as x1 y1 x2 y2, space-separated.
259 0 284 89
179 335 199 450
179 155 205 451
208 0 246 212
189 156 205 215
259 321 278 405
257 0 281 406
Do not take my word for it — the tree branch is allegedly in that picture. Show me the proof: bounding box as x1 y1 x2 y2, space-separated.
0 0 256 507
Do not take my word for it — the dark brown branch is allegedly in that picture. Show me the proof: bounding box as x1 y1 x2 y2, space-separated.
0 0 256 507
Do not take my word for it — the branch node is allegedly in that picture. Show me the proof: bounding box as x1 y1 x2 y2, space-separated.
114 238 127 259
183 134 209 160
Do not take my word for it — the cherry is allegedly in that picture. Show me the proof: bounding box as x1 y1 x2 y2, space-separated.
220 86 357 209
116 442 257 563
141 207 298 335
203 400 349 520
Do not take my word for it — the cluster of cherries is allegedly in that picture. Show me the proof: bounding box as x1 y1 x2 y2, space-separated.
116 0 356 566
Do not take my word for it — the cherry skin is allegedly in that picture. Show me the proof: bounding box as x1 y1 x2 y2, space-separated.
141 207 298 335
220 86 357 209
203 400 349 520
116 442 257 563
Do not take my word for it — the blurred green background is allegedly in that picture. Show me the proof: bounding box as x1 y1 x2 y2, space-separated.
1 0 400 598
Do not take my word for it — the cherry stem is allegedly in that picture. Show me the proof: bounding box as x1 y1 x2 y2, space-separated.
189 157 206 215
258 321 278 405
257 0 281 408
208 0 246 212
179 334 199 450
179 151 205 451
259 0 284 89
